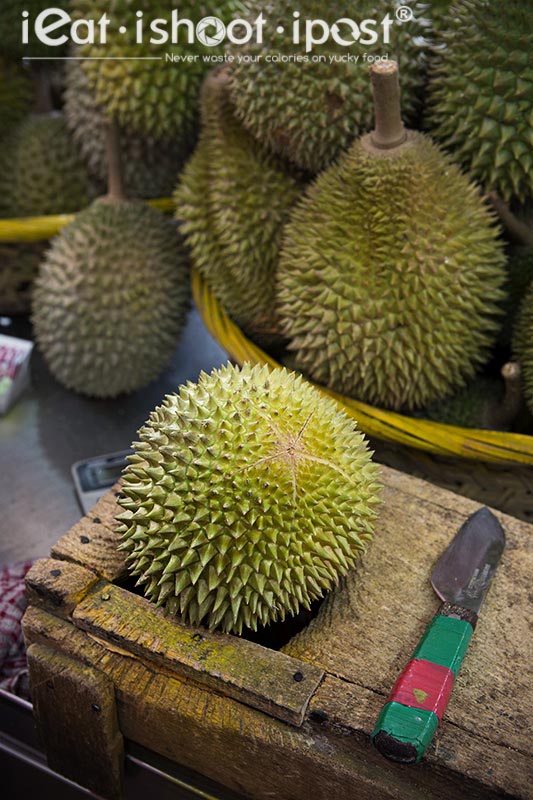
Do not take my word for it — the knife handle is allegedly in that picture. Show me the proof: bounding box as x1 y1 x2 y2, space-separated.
371 603 477 763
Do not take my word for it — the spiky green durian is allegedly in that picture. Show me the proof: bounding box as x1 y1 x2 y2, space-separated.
0 0 70 58
64 59 188 199
426 1 533 203
175 69 306 346
71 0 245 140
117 363 381 634
0 113 99 217
0 243 45 315
228 0 427 174
277 64 506 411
32 199 190 398
513 282 533 414
420 377 501 428
0 59 33 140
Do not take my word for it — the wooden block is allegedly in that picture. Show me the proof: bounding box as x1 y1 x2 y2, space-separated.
27 641 124 800
51 482 127 582
25 558 100 619
72 582 324 726
284 467 533 783
23 608 525 800
22 466 533 800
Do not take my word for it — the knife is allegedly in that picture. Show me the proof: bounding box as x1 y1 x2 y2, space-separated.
372 506 505 764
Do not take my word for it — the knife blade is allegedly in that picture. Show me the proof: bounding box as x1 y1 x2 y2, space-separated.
372 507 505 764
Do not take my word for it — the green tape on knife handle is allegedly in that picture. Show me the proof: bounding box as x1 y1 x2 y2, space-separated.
372 607 475 763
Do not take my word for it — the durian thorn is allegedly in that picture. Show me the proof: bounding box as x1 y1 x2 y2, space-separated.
488 193 533 247
369 60 407 151
486 362 522 430
104 117 126 202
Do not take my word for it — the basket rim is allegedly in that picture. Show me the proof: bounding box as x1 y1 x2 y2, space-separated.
191 268 533 467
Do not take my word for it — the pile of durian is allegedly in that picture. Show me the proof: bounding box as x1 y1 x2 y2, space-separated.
1 0 245 393
173 0 533 431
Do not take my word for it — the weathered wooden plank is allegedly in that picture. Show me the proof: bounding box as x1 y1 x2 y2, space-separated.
25 558 100 619
23 608 525 800
27 641 124 800
71 582 324 726
51 482 127 581
285 467 533 771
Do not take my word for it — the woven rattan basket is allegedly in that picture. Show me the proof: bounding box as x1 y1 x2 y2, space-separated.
3 210 532 521
192 270 533 522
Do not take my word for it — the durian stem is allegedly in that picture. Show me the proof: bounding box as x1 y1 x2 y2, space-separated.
105 119 125 201
31 65 53 113
489 193 533 247
486 362 522 430
370 61 406 150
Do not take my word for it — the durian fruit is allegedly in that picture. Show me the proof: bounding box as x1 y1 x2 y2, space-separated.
64 59 187 199
33 121 190 398
426 1 533 203
175 68 306 346
33 199 190 398
117 363 381 634
420 363 522 430
71 0 245 141
0 113 99 217
0 59 33 140
0 243 45 315
513 283 533 414
277 60 506 411
228 0 427 174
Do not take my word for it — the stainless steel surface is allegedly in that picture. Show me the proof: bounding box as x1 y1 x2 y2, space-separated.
431 507 506 612
0 310 228 564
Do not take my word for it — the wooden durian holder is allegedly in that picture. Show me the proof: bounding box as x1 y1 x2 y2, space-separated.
6 203 531 799
23 468 532 799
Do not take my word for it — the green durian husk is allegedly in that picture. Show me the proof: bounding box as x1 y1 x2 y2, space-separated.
64 59 189 199
426 0 533 203
175 69 306 348
228 0 427 174
32 199 190 398
117 362 382 635
71 0 246 139
0 113 100 217
419 376 503 429
277 130 506 411
513 281 533 415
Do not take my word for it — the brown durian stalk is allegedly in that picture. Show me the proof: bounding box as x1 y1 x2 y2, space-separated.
277 61 507 410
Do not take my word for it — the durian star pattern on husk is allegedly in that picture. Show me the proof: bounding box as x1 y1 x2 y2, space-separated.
32 199 190 398
117 364 381 635
426 0 533 203
0 113 99 217
71 0 246 140
513 282 533 415
228 0 427 174
277 62 507 411
64 60 188 199
175 69 306 347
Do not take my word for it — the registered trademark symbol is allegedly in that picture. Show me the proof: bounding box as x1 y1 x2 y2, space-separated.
396 5 414 22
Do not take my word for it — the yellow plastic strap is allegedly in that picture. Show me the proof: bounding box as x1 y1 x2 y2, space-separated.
0 198 175 243
191 269 533 466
